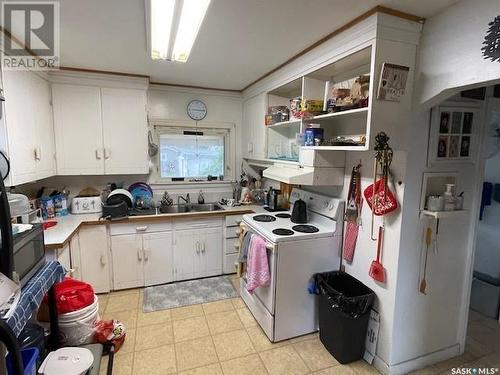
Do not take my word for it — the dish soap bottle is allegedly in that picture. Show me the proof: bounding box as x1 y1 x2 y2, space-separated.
198 190 205 204
444 184 457 211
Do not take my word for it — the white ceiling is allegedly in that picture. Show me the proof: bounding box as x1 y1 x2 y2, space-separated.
57 0 457 91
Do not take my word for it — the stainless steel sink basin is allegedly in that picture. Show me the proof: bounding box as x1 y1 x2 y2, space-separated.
189 203 225 212
159 203 224 214
159 205 189 214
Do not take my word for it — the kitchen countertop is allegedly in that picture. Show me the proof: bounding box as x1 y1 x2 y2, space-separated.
43 204 267 250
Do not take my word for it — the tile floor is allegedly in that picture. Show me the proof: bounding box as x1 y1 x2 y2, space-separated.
97 282 500 375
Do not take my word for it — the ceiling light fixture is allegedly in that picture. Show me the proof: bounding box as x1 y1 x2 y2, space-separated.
149 0 211 63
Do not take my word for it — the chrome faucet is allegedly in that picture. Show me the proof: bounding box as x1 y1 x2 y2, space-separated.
178 193 191 207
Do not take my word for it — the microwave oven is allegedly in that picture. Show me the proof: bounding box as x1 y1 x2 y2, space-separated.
12 224 46 286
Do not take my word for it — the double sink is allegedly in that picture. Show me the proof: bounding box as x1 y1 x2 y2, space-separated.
159 203 225 214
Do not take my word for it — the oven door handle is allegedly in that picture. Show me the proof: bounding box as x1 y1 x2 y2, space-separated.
244 227 277 253
265 243 276 252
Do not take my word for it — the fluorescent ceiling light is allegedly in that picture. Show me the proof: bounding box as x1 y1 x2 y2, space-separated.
171 0 211 62
149 0 211 63
150 0 175 60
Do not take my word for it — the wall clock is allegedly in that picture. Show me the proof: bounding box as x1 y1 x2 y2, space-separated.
187 100 207 121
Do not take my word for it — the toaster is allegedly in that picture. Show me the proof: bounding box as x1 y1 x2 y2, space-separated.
71 196 102 214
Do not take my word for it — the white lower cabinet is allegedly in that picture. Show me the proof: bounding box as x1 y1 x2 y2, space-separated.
173 229 199 281
69 233 81 280
173 224 223 281
203 228 223 277
72 218 224 292
143 232 174 286
111 234 145 290
56 243 71 272
78 226 111 294
110 229 173 290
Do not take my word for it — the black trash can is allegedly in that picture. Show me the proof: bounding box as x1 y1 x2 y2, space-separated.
315 271 375 364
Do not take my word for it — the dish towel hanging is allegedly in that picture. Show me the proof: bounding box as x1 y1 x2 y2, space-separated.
343 222 360 262
246 235 270 293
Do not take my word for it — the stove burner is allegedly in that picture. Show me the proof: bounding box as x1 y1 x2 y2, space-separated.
272 228 294 236
292 225 319 233
253 215 276 222
275 213 291 219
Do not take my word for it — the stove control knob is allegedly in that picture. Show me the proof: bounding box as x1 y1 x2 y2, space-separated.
322 201 329 209
82 201 89 209
328 203 335 210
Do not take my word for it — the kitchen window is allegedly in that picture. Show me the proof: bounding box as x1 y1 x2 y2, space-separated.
152 124 234 182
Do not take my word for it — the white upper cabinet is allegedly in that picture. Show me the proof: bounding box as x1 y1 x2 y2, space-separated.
32 74 56 179
2 70 56 185
242 93 267 160
3 70 37 184
101 88 148 174
52 84 104 175
52 82 148 175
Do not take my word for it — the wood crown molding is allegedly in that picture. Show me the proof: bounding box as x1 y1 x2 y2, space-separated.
1 6 425 93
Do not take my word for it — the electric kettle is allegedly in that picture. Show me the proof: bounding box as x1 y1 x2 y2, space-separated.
291 199 307 223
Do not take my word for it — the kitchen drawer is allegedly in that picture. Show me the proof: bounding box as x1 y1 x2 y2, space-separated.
173 217 223 230
225 238 240 255
223 253 238 274
110 221 172 236
225 214 243 227
225 225 241 239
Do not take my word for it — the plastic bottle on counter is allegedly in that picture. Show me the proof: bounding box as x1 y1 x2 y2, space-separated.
40 197 55 219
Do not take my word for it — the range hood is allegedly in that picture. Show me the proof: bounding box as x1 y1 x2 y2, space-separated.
263 163 344 185
263 150 345 186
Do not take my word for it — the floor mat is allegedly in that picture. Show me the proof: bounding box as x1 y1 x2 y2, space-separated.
143 275 239 312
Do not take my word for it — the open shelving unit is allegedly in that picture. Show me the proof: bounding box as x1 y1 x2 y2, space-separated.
419 209 469 219
264 45 374 161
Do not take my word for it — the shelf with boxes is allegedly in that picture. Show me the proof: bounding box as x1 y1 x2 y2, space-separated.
264 45 373 160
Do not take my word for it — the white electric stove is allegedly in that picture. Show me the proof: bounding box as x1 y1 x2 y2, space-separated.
240 188 344 342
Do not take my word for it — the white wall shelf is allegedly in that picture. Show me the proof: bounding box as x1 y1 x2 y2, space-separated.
261 45 374 160
266 119 302 128
419 209 469 219
301 145 367 151
310 106 368 121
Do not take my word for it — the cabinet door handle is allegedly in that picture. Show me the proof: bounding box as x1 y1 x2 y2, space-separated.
234 241 240 249
95 149 102 160
137 249 142 261
201 242 206 253
104 148 111 160
144 250 149 261
136 226 148 232
34 147 41 161
195 241 200 254
100 255 106 266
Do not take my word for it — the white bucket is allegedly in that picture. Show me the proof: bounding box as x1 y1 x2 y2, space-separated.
59 295 100 346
